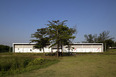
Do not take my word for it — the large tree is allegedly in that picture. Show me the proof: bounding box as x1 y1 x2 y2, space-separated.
47 20 76 57
31 20 76 57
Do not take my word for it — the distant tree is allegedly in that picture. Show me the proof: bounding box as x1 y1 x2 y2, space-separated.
47 20 76 57
84 34 97 43
113 42 116 47
0 45 10 53
105 39 114 49
31 28 49 54
97 31 113 42
97 31 114 51
84 31 115 51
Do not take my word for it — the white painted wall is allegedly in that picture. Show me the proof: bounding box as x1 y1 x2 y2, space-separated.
13 43 103 53
13 43 51 53
63 44 103 52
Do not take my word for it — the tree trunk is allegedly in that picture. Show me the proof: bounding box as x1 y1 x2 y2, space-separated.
56 27 59 57
61 45 63 56
43 48 45 55
57 42 59 57
68 44 70 52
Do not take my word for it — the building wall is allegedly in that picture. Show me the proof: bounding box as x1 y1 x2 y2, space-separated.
14 44 51 53
13 43 103 53
63 44 103 52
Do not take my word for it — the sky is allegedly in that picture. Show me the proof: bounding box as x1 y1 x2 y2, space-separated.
0 0 116 46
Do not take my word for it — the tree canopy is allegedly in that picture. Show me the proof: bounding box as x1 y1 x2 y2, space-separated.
47 20 76 57
31 20 76 57
31 28 49 53
84 31 115 50
0 45 10 53
84 31 113 43
84 34 97 43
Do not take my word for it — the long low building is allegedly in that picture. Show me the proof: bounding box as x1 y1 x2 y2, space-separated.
13 43 103 53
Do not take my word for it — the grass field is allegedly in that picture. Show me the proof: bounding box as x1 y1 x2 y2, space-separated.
0 53 59 77
1 49 116 77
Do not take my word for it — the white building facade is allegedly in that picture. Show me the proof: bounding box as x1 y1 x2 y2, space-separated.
13 43 103 53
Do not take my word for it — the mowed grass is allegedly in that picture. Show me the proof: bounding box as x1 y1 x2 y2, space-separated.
7 50 116 77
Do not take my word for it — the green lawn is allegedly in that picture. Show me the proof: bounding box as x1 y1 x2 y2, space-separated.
6 51 116 77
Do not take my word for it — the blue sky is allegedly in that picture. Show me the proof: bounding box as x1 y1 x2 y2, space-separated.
0 0 116 46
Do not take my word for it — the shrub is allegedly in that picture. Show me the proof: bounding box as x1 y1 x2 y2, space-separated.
0 56 59 76
28 58 45 66
0 56 34 75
